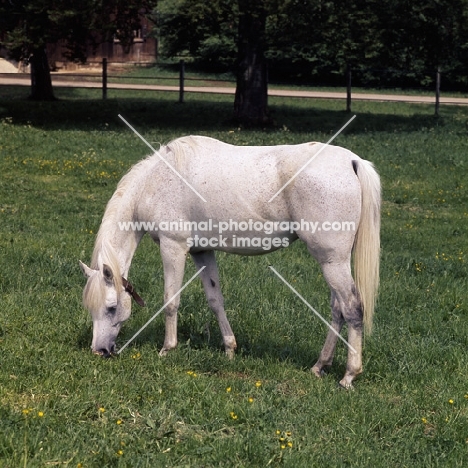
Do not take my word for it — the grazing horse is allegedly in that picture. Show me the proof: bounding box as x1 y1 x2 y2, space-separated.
80 135 380 388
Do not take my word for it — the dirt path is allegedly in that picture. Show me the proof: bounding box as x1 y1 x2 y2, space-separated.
1 73 468 105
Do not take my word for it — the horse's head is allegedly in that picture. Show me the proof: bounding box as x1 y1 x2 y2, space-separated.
79 260 132 357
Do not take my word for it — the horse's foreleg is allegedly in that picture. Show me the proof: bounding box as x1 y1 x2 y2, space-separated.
159 239 188 356
191 250 237 358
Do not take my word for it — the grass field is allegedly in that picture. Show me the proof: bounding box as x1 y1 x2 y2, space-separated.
0 85 467 467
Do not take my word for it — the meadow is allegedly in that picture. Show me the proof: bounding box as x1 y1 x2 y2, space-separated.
0 85 467 467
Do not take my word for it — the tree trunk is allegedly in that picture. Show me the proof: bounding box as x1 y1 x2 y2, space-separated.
234 1 270 126
29 48 56 101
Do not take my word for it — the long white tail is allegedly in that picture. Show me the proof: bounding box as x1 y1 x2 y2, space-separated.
353 159 381 335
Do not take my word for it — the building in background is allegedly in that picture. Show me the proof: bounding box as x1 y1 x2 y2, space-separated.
47 16 157 70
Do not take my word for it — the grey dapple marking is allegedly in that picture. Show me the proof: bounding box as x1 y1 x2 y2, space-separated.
80 135 380 388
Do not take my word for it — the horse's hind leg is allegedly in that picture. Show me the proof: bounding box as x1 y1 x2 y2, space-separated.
313 262 363 389
311 290 345 377
191 250 237 358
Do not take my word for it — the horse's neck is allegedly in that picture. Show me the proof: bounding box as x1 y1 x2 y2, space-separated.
96 189 145 278
110 227 144 278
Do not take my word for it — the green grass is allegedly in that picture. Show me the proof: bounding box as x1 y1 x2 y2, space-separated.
0 85 467 467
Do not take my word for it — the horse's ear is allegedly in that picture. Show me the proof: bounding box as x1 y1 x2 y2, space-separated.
79 261 95 278
102 264 114 283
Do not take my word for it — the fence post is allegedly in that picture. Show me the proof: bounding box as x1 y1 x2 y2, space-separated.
435 67 441 117
102 58 107 100
346 63 352 113
179 59 185 103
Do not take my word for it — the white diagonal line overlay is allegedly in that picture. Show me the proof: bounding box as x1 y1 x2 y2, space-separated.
268 114 356 202
268 266 357 354
117 267 206 354
118 114 207 203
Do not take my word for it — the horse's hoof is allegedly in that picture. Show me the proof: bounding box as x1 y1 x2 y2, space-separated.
225 348 236 360
311 366 324 378
338 379 354 390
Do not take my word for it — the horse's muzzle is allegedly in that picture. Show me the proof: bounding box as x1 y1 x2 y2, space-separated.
93 346 116 358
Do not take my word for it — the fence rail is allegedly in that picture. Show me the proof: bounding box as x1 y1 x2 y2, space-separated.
0 59 465 115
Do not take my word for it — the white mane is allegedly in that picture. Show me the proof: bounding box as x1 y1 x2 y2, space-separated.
164 135 201 171
85 154 160 309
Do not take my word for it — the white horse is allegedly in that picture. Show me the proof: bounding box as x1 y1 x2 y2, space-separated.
80 135 380 388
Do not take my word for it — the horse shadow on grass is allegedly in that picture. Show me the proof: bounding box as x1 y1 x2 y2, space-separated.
75 309 350 382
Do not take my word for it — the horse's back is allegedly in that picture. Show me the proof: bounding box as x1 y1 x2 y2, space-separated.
151 136 363 222
167 135 359 184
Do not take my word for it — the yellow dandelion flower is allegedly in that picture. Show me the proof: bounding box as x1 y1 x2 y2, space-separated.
281 445 286 450
255 381 262 388
22 409 29 415
38 411 44 417
248 397 254 403
287 442 293 448
77 464 83 468
99 407 105 413
230 412 238 420
226 387 232 393
449 399 454 404
116 419 122 425
116 449 124 456
422 417 428 424
286 431 292 437
276 430 281 435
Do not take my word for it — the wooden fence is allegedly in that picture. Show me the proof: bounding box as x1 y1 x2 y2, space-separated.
0 59 456 115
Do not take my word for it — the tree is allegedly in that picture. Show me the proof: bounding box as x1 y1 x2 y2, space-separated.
157 0 385 125
233 0 269 126
158 0 274 126
0 0 157 100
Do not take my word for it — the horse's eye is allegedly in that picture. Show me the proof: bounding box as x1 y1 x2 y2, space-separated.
107 306 117 314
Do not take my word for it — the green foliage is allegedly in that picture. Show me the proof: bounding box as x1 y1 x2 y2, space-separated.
158 0 238 70
0 86 467 465
378 0 468 83
266 0 382 77
157 0 468 88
